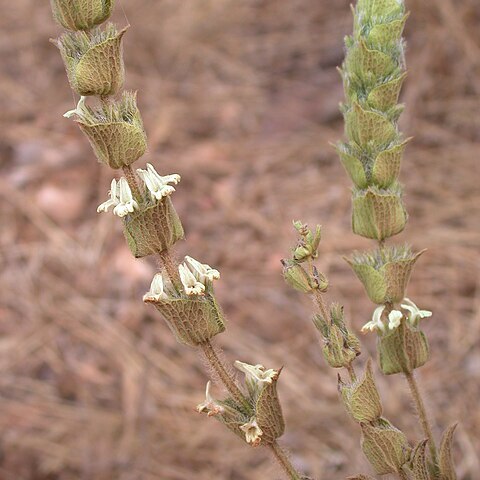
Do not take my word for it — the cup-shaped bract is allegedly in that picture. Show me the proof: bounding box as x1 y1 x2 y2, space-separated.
361 418 411 475
346 246 424 304
339 359 382 423
54 24 126 97
352 185 407 241
75 91 147 168
50 0 114 31
124 197 184 258
378 320 429 375
145 294 225 347
254 371 285 444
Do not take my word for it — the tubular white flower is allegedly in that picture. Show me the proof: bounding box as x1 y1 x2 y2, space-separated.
401 298 432 326
196 381 225 417
234 361 278 389
240 418 263 446
388 310 403 330
184 256 220 284
97 178 119 213
179 263 205 295
112 178 138 217
136 163 181 201
63 95 86 119
361 305 386 333
143 273 169 302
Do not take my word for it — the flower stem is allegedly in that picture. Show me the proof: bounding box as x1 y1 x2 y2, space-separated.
269 441 303 480
404 371 438 469
158 249 182 291
200 340 252 414
122 165 142 200
346 363 357 382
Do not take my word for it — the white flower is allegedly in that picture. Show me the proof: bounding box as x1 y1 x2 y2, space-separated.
361 305 387 333
196 381 225 417
240 418 263 447
136 163 181 201
178 263 205 296
63 95 86 119
234 361 278 393
184 256 220 284
143 273 169 302
97 178 120 213
113 178 138 217
388 310 403 330
401 298 432 326
97 177 138 217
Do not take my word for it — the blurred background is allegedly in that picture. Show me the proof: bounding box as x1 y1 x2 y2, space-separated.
0 0 479 479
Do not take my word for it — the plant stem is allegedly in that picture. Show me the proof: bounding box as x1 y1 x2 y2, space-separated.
269 441 303 480
158 249 182 291
404 371 438 468
122 165 142 200
200 340 252 414
346 363 357 382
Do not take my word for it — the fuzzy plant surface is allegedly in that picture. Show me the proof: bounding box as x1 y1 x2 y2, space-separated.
48 1 306 479
282 0 459 479
48 0 459 479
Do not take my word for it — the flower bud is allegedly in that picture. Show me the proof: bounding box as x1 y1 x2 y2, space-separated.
54 24 126 97
50 0 115 31
292 222 322 262
378 321 429 375
361 418 411 475
339 359 382 423
75 91 147 169
346 246 424 304
281 260 316 294
352 185 408 241
314 303 361 368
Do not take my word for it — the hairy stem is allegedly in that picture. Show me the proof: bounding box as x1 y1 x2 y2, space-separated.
200 340 252 414
158 249 182 291
269 441 303 480
405 371 438 468
122 165 142 200
346 363 357 382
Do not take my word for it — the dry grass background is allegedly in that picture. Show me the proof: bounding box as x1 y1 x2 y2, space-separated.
0 0 479 479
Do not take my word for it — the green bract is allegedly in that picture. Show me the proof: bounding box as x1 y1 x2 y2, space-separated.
124 197 184 258
50 0 114 31
145 294 225 347
54 24 126 97
346 246 424 304
75 91 147 168
351 185 407 241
